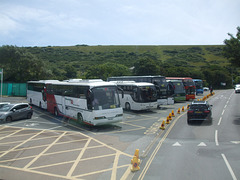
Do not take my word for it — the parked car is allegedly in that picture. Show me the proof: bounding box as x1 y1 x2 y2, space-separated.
0 103 33 122
203 87 209 91
187 101 212 124
235 84 240 93
0 102 10 109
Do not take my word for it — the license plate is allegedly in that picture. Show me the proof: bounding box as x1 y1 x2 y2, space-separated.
195 111 202 113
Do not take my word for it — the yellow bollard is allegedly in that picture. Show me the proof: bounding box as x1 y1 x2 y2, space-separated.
171 110 175 117
131 149 140 164
131 156 140 172
160 120 165 130
169 113 172 120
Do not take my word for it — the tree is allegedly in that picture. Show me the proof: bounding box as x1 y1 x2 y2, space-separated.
203 65 232 88
0 45 51 82
223 26 240 67
65 65 77 79
85 62 131 80
133 57 160 75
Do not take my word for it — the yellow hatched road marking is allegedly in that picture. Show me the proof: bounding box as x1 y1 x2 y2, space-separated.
0 128 23 141
0 130 45 159
67 138 92 177
24 131 67 169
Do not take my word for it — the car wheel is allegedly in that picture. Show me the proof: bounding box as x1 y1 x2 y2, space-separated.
187 119 191 124
125 102 131 111
6 116 12 122
27 112 32 119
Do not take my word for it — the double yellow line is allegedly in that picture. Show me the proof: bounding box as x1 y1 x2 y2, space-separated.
138 112 186 180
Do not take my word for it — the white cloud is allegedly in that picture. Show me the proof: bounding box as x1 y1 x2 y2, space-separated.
0 0 239 46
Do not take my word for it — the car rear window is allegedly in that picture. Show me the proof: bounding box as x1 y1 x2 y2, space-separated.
190 104 208 109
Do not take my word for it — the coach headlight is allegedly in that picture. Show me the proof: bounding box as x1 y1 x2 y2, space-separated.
94 116 106 120
115 114 123 117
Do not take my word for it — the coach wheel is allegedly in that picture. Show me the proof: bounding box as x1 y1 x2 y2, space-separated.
125 102 131 111
54 107 59 116
77 113 83 123
39 102 42 108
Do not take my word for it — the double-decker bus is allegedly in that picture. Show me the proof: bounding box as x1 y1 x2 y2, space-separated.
166 79 186 101
193 79 203 95
107 76 167 105
27 80 123 126
166 77 196 100
111 81 158 111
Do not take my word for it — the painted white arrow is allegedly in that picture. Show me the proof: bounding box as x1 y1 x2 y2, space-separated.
172 142 182 146
197 142 207 146
231 141 240 144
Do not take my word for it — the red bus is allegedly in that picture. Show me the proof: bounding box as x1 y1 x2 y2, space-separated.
166 77 196 100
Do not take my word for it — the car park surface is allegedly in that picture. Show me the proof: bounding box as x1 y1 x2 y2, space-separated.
1 90 239 180
0 96 190 179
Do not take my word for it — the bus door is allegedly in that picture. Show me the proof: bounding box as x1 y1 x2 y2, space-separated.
61 96 66 115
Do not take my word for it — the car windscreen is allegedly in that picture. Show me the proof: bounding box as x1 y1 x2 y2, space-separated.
0 104 14 112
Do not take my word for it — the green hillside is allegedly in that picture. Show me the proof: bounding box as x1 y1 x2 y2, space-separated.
25 45 228 70
1 44 235 88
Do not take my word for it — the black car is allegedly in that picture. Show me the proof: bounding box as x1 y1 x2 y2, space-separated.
187 101 212 124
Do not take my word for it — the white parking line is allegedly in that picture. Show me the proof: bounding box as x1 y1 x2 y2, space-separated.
222 109 225 115
215 130 219 146
218 117 222 126
221 154 237 180
48 126 64 130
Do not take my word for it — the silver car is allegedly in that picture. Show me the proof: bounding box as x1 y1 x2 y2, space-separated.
0 103 33 122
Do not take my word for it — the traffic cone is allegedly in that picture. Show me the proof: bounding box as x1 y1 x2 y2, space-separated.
182 106 185 112
131 156 140 172
160 120 165 130
177 108 181 114
187 104 190 110
171 110 175 117
166 116 170 124
168 113 172 120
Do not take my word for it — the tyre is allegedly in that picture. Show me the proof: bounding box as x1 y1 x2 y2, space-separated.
27 112 32 119
125 102 131 111
6 116 12 122
39 102 42 108
187 118 191 124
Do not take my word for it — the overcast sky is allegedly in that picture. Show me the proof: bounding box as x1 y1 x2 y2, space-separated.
0 0 239 47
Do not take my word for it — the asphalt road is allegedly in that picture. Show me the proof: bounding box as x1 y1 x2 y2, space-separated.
133 89 240 180
1 90 239 180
